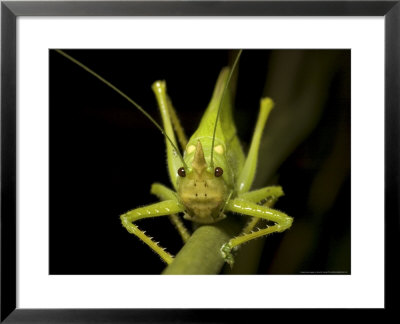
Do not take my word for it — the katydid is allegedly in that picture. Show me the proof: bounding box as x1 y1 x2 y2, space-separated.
55 49 293 268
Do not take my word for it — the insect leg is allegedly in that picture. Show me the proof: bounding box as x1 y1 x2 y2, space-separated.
239 185 284 204
167 214 191 244
120 199 184 264
238 186 283 234
151 85 192 243
150 182 177 201
238 186 284 234
151 183 191 243
152 81 182 190
221 198 293 266
236 98 274 194
167 96 188 150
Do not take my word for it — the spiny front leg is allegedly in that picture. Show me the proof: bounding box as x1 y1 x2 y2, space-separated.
120 199 184 264
239 185 284 204
238 186 284 234
221 198 293 267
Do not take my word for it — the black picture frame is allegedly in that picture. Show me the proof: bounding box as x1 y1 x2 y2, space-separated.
1 0 398 322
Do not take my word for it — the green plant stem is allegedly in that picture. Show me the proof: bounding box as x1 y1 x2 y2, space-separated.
162 217 243 274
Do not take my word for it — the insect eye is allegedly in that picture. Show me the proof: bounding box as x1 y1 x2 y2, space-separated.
177 167 186 177
214 167 223 177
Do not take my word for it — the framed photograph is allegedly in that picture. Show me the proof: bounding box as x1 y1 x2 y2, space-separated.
49 48 351 276
1 0 397 322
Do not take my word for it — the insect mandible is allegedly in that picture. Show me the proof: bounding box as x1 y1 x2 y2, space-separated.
55 49 293 268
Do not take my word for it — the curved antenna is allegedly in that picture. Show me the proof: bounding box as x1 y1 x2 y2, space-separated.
55 49 187 169
210 50 243 169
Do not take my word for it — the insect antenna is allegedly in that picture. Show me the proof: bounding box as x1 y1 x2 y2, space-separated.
55 49 187 169
210 49 243 168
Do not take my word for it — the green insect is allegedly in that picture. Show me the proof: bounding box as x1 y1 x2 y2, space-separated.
56 49 293 268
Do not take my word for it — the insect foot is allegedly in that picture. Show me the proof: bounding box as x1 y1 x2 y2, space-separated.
220 242 235 268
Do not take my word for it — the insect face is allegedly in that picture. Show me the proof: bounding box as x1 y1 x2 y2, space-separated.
177 141 228 224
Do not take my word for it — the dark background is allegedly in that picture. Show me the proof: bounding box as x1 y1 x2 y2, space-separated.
49 49 350 274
